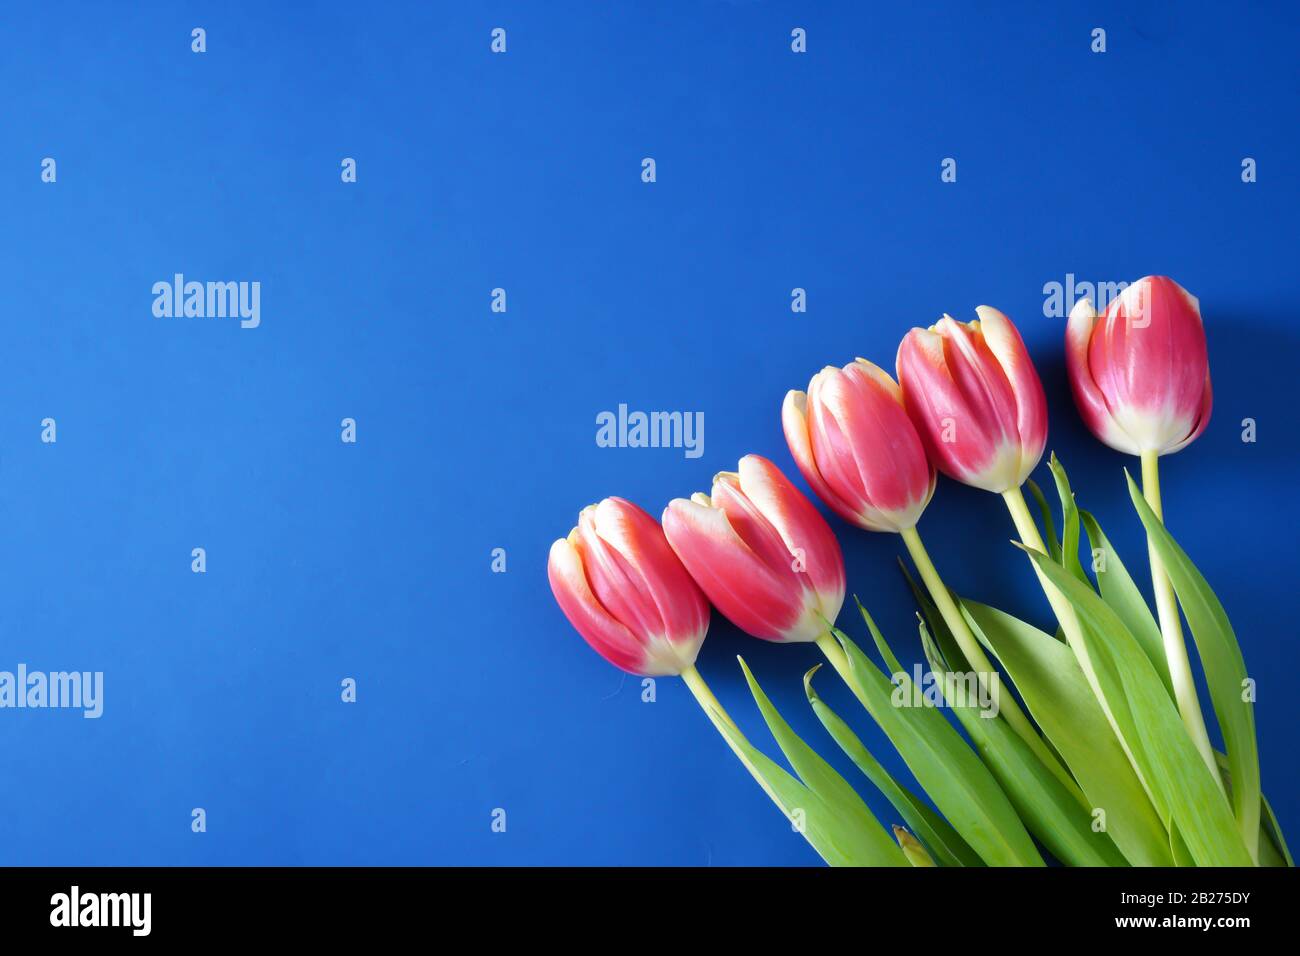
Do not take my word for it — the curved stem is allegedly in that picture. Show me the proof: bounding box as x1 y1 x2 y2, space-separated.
679 665 791 816
1139 451 1222 788
898 525 1084 805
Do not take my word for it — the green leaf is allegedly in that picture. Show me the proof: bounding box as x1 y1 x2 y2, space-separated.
918 621 1128 867
735 657 908 866
1025 478 1064 564
856 595 904 676
1213 751 1293 868
1046 454 1090 585
710 716 901 867
1169 817 1196 867
899 558 972 671
1019 546 1253 866
1126 471 1261 861
1260 792 1294 867
903 564 1071 776
960 599 1174 866
826 625 1044 866
804 666 982 868
1078 508 1173 698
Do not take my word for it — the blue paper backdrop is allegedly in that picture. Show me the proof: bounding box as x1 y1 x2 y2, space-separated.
2 1 1296 865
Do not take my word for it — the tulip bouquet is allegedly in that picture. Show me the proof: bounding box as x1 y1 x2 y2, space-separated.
548 276 1291 867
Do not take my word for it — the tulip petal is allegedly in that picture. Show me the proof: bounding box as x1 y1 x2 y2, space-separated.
547 537 655 674
1064 296 1138 453
1167 372 1213 454
710 471 802 584
662 498 812 641
806 370 886 522
737 454 846 621
782 389 864 525
577 504 667 644
933 316 1019 438
850 357 907 405
843 361 936 522
935 316 1019 443
976 305 1048 483
822 363 931 526
898 326 1011 491
587 497 710 648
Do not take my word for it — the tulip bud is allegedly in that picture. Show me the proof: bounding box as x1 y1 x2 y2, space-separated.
547 497 710 676
662 455 846 643
896 307 1048 494
782 359 935 533
1065 276 1212 456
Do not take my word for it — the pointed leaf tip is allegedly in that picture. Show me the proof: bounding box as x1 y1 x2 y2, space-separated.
802 663 823 698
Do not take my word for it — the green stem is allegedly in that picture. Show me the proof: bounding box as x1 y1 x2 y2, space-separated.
679 665 791 817
1002 483 1159 809
897 525 1085 805
1139 451 1223 790
815 632 858 692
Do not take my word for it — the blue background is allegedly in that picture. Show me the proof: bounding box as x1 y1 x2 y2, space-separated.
2 1 1296 865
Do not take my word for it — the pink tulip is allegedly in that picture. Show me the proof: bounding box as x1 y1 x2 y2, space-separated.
895 308 1048 494
782 359 935 533
1066 276 1212 456
662 455 845 643
548 497 710 676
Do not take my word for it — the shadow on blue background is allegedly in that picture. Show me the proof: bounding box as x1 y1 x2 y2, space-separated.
1 1 1296 864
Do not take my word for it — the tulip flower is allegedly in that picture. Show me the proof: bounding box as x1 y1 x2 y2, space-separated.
782 359 1078 798
896 308 1047 494
895 307 1060 574
894 307 1074 625
781 358 935 532
548 497 710 677
547 497 793 826
1065 277 1212 458
1065 276 1220 784
662 454 846 643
